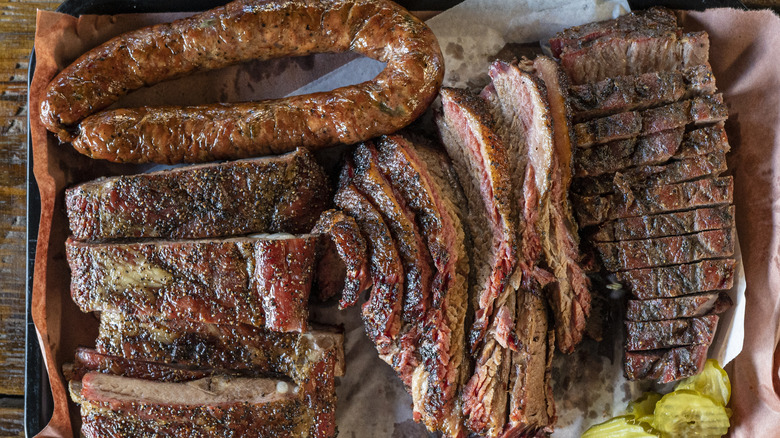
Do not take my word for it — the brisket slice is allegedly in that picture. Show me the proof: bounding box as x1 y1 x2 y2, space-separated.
625 314 719 351
66 234 316 332
437 87 518 353
574 123 728 178
594 228 734 272
333 164 414 383
574 94 727 148
615 259 736 300
626 292 732 321
66 148 330 240
559 31 709 85
569 64 717 121
311 209 371 308
549 7 679 58
376 135 470 436
591 205 734 242
95 313 345 382
624 344 709 383
437 87 517 436
574 152 728 196
574 176 733 227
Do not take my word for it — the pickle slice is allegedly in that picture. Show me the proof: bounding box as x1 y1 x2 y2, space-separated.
652 389 731 437
626 392 662 425
675 358 731 406
582 415 659 437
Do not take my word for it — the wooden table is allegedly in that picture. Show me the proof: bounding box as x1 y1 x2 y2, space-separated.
2 1 778 437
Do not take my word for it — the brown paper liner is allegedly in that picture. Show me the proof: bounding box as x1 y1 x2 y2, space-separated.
29 6 780 438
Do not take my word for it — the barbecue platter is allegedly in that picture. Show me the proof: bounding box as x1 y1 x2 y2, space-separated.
33 0 740 436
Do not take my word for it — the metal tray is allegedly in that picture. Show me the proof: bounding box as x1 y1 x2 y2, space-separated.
23 0 746 435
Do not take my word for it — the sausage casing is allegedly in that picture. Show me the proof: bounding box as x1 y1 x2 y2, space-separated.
40 0 444 164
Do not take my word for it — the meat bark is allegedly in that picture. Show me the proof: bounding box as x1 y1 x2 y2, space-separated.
624 344 709 383
573 94 727 148
66 234 316 332
66 148 330 240
569 64 717 121
590 205 734 242
615 259 736 300
595 228 734 272
625 292 732 321
625 315 719 351
573 176 733 227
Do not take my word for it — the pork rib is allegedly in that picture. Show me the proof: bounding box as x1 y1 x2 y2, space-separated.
591 205 735 242
66 148 330 240
67 234 316 332
625 292 732 322
625 315 719 351
624 344 709 383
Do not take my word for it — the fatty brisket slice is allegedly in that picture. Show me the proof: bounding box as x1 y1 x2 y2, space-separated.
615 259 736 300
569 64 717 122
573 94 727 148
574 123 729 178
625 314 719 351
376 134 471 437
624 344 710 383
66 147 330 240
437 87 518 436
66 234 317 332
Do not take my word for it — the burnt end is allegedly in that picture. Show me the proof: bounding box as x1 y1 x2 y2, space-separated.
66 148 330 240
625 315 719 351
624 344 709 383
594 228 735 272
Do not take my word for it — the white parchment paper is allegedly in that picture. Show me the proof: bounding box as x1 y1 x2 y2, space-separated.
293 1 747 436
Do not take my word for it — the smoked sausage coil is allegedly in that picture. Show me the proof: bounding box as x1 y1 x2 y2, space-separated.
40 0 444 164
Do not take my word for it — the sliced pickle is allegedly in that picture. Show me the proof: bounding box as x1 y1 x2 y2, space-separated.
582 415 659 437
626 391 663 425
675 358 731 406
652 389 731 437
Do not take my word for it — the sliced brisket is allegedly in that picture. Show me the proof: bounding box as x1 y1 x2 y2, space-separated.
559 31 709 85
594 228 735 272
311 209 371 308
569 64 717 121
575 152 728 196
626 292 732 321
625 314 719 351
574 176 733 227
66 234 316 332
624 344 709 383
376 135 471 436
66 148 330 240
615 259 736 300
591 205 734 242
574 94 727 148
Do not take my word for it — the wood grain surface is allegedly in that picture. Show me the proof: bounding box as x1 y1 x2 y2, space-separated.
0 0 61 434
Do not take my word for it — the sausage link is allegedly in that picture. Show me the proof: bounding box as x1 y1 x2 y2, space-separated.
40 0 444 164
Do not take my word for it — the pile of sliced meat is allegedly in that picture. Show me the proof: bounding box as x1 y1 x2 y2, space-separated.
317 54 592 436
63 148 345 437
551 7 735 384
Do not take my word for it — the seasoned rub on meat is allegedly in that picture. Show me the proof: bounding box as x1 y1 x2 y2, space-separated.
590 205 734 242
625 292 732 321
624 344 710 383
625 315 719 351
312 209 371 308
67 234 317 332
66 148 330 240
615 259 736 300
